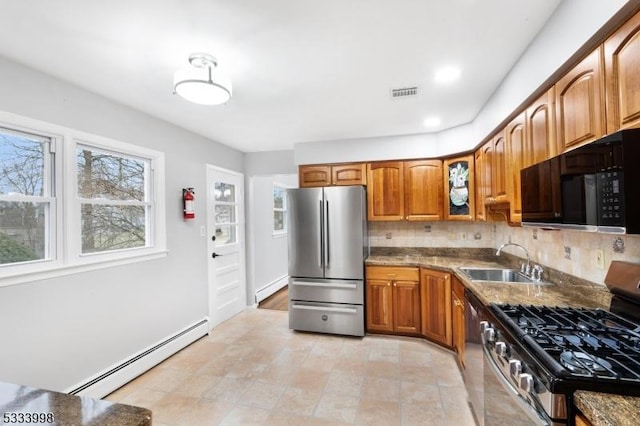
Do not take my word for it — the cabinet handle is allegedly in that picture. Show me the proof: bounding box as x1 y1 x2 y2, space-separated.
387 282 391 286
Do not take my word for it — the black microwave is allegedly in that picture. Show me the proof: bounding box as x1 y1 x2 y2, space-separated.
521 129 640 234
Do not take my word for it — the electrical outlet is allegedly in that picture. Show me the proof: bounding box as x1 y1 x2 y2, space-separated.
385 233 392 239
595 249 604 269
461 232 467 240
424 225 431 233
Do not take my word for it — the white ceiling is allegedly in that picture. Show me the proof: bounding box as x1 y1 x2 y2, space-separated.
0 0 562 153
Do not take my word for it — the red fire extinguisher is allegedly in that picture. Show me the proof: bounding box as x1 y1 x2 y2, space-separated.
183 188 195 219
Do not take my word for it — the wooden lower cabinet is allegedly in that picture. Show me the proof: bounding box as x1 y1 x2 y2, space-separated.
451 277 465 368
575 411 593 426
366 266 421 335
420 268 452 346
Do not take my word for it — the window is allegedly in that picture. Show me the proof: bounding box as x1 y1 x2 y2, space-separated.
0 112 166 286
0 127 55 265
77 145 151 254
273 185 287 234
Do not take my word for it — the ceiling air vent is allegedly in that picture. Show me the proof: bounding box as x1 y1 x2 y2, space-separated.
391 86 418 99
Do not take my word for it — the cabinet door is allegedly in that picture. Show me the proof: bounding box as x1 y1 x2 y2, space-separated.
451 277 465 368
555 47 605 153
492 131 508 203
482 141 494 204
299 165 331 187
393 280 421 334
365 279 393 332
367 161 405 221
332 163 367 186
506 113 526 223
404 160 443 221
605 10 640 132
526 88 557 166
474 149 486 221
443 155 475 221
420 268 452 347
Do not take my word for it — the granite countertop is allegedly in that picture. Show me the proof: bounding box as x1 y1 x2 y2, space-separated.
366 248 612 310
574 390 640 426
0 381 151 426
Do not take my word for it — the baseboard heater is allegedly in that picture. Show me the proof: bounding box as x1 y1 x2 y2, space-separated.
66 318 209 399
255 275 288 304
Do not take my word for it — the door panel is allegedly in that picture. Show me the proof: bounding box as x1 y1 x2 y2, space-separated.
207 166 246 329
287 188 324 278
323 186 365 280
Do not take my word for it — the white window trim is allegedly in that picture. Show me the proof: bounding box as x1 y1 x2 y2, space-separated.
272 183 288 237
0 111 166 288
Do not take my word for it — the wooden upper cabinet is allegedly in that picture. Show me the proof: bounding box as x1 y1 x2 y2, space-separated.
331 163 367 186
474 149 486 221
367 161 405 221
506 113 527 223
492 130 508 203
299 163 366 187
299 165 331 187
526 88 557 166
555 46 606 153
605 10 640 132
443 155 475 221
404 160 443 221
481 141 494 204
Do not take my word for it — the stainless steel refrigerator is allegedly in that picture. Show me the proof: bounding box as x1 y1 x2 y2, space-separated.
287 185 368 336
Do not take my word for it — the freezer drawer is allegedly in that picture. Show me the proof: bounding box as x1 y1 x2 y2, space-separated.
289 301 364 337
288 278 364 305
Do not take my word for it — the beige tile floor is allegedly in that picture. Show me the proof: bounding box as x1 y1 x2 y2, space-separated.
105 308 475 425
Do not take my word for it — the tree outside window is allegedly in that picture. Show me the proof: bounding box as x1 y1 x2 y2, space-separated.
0 128 52 265
77 145 151 254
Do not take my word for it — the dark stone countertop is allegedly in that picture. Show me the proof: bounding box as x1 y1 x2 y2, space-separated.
574 390 640 426
365 247 612 309
0 381 151 426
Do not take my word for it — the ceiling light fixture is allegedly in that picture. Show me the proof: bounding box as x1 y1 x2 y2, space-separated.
173 53 232 105
434 66 461 84
423 117 442 127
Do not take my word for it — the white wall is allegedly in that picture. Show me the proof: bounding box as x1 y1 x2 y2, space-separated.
246 174 297 305
294 0 628 165
0 56 244 391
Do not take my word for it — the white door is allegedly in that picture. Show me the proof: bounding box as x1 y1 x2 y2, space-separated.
207 165 246 329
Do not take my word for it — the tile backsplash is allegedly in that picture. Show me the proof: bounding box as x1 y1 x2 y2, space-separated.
369 221 640 286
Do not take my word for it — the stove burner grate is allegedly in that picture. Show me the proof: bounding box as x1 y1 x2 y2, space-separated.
559 351 613 376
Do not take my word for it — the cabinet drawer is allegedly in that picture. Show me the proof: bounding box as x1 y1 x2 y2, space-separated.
366 266 419 281
289 301 364 337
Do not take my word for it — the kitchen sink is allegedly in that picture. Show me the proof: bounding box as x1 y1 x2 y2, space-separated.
459 267 547 284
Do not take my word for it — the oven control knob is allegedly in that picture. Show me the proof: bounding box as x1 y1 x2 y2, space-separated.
509 359 522 377
483 327 495 343
519 373 534 393
480 321 489 333
495 341 507 357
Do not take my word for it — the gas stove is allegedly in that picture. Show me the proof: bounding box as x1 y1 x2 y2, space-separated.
481 301 640 425
491 304 640 383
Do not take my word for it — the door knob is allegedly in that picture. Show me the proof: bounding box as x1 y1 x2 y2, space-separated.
211 252 222 258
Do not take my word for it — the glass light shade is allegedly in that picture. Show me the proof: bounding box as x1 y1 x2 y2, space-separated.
173 67 232 105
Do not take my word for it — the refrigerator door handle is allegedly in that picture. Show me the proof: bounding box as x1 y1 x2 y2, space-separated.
319 200 324 268
291 304 358 314
325 200 330 267
291 280 358 290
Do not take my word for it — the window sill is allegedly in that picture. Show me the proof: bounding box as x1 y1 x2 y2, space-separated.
0 250 168 288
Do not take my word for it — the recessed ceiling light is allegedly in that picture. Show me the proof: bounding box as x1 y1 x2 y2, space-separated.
434 66 461 84
423 117 441 127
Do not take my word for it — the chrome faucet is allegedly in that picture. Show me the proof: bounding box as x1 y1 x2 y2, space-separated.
496 242 530 274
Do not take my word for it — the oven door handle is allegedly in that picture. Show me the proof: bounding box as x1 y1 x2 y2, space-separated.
483 346 550 426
